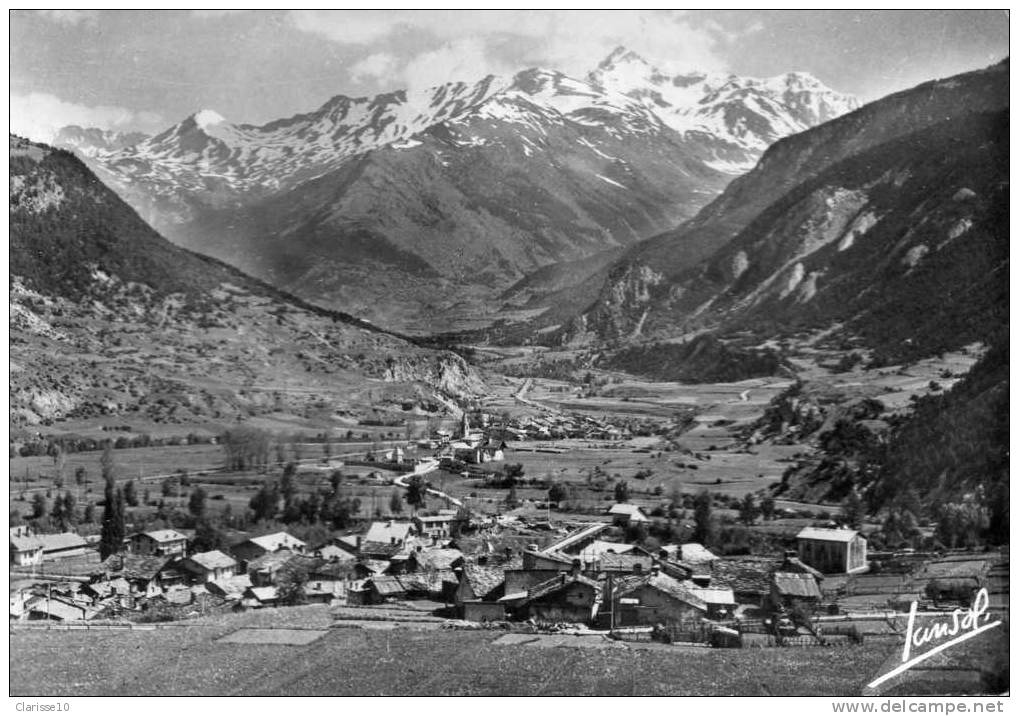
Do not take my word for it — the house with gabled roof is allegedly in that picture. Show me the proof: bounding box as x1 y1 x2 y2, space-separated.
10 526 43 566
455 563 507 615
180 550 237 583
407 547 464 573
130 529 188 558
796 527 868 574
606 503 650 525
606 569 707 628
36 532 90 561
92 553 176 598
517 571 603 624
231 531 306 563
769 571 823 611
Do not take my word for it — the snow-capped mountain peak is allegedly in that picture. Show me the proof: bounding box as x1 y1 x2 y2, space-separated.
587 47 859 169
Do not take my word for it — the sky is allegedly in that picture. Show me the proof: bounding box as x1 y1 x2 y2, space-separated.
9 9 1010 143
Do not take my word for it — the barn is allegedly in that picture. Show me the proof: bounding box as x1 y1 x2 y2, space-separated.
796 527 868 574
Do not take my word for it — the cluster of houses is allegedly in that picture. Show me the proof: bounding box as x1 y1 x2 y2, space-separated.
489 412 630 443
11 513 871 633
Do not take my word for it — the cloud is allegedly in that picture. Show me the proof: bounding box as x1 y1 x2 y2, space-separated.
290 10 406 45
402 39 514 93
10 92 163 144
289 10 727 84
34 10 98 26
191 10 249 19
349 52 400 83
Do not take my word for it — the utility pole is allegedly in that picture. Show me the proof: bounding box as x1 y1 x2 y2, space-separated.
608 575 614 634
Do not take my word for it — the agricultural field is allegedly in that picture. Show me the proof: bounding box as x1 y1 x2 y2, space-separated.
10 607 897 696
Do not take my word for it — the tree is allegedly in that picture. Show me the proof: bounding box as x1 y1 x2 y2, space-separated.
275 562 308 606
389 490 404 515
221 426 272 471
124 479 139 507
249 482 279 522
31 493 47 520
100 442 115 481
100 481 126 560
760 495 776 521
74 466 87 486
738 494 759 526
404 475 427 513
936 499 989 548
161 476 174 498
840 487 864 530
61 492 77 527
281 462 298 509
668 484 684 510
693 490 714 545
188 487 207 519
882 505 922 549
192 519 226 552
84 502 96 524
504 463 525 482
548 483 567 505
614 481 631 503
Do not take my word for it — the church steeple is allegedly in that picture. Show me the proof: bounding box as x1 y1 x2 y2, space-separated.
460 411 471 439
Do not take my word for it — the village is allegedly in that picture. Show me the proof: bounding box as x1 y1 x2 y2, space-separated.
9 410 1008 656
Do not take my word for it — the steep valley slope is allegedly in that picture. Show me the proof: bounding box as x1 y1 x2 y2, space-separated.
9 136 482 430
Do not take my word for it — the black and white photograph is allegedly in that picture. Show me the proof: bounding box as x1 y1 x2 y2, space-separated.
8 9 1010 700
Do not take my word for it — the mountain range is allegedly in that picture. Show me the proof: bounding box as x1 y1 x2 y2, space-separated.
10 136 481 429
551 59 1008 367
55 47 857 332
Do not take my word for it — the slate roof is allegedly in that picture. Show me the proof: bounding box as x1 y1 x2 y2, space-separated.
187 550 237 571
140 529 187 543
578 540 634 561
359 541 403 558
597 552 654 573
613 573 707 611
10 533 43 552
316 544 357 562
246 549 295 573
411 548 464 571
772 572 823 599
357 559 391 575
460 563 506 600
415 514 456 524
782 556 825 580
369 576 407 597
711 556 784 596
208 575 252 598
27 596 94 621
247 586 279 602
796 527 860 543
243 531 306 552
95 554 171 582
37 532 88 552
680 543 718 563
364 521 414 544
607 504 649 518
689 586 737 605
526 574 601 602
